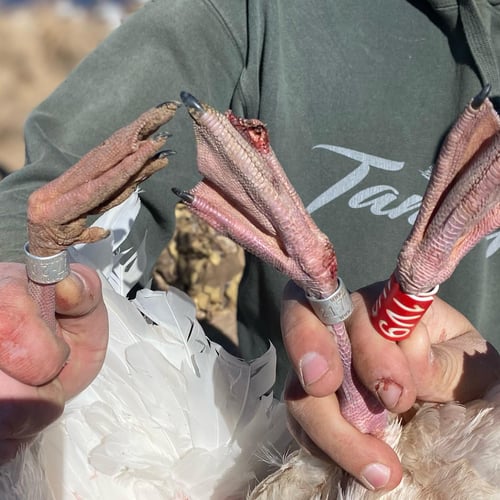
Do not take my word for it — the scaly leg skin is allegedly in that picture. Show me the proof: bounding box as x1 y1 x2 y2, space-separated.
26 101 179 332
372 86 500 340
397 85 500 294
174 92 387 437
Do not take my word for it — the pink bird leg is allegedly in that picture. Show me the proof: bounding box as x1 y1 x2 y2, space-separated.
25 101 179 333
372 86 500 341
175 92 387 436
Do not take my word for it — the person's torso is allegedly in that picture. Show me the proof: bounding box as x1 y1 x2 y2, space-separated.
228 0 500 387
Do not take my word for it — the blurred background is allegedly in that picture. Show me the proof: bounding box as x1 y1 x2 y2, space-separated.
0 0 243 349
0 0 133 174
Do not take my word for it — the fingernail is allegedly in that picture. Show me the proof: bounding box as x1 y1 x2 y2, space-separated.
57 270 84 292
68 269 87 289
55 270 86 310
299 352 329 387
375 379 402 410
360 463 391 490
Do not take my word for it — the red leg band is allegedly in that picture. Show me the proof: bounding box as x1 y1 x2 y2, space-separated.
371 274 438 341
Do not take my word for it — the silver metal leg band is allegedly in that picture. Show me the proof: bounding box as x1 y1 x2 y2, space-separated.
24 243 70 284
307 277 354 325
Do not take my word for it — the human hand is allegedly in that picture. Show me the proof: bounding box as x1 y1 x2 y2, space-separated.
0 262 108 464
282 280 500 491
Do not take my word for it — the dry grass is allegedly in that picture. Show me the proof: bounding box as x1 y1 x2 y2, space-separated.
0 4 111 171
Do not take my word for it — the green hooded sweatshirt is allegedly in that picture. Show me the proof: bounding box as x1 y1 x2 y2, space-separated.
0 0 499 391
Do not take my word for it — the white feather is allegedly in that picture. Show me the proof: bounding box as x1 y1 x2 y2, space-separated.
68 191 147 296
0 193 291 499
250 398 500 499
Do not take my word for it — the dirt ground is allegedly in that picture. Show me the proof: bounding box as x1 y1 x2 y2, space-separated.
0 3 242 344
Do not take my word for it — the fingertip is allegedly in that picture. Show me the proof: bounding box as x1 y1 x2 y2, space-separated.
55 264 102 315
360 462 392 490
375 379 403 411
332 430 403 492
360 455 403 491
286 409 403 492
286 382 403 493
55 270 85 307
330 425 403 492
298 352 342 396
346 290 417 413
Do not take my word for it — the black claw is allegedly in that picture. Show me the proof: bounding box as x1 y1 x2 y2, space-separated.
155 149 176 159
172 187 194 204
154 131 172 141
180 91 205 117
471 84 492 109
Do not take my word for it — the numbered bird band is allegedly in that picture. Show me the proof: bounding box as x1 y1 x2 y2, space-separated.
307 277 354 325
371 273 438 341
24 243 70 284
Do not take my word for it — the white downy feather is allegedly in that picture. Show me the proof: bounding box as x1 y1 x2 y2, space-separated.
0 192 291 499
250 396 500 500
